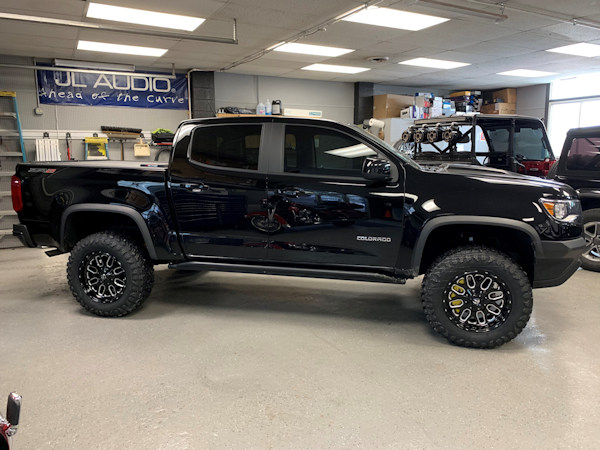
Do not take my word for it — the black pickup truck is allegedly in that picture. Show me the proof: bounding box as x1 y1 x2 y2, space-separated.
12 116 585 348
547 126 600 271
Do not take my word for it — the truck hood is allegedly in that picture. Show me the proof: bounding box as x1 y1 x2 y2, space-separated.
434 163 569 192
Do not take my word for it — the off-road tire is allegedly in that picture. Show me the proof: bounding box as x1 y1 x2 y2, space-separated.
67 232 154 317
581 209 600 272
422 246 533 349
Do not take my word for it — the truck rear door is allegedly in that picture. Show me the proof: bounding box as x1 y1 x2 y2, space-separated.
168 122 269 260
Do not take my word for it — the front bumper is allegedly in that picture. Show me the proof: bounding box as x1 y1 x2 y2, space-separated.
12 224 36 248
533 237 586 288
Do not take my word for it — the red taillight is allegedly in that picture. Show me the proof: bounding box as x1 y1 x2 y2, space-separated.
11 175 23 212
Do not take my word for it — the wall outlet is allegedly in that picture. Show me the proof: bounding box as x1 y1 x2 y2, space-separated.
34 107 44 115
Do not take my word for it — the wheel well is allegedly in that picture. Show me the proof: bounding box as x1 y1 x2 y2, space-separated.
418 225 535 282
62 211 147 254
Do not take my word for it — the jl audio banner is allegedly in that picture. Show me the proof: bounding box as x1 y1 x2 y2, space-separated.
37 68 188 110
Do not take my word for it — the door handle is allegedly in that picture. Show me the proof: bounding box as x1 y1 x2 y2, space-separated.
183 183 208 193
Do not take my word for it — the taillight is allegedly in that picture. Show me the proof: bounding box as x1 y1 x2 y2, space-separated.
11 175 23 212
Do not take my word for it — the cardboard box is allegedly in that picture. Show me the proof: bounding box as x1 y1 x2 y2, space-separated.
373 94 414 119
480 102 516 115
449 91 472 98
493 88 517 104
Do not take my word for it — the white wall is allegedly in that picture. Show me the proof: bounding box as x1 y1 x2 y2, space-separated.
214 73 354 123
0 55 188 161
516 84 548 123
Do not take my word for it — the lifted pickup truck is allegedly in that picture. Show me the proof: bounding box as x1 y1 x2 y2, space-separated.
547 126 600 271
12 116 585 348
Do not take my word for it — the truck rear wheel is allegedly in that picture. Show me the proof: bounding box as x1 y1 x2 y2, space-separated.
67 232 154 317
582 209 600 272
421 247 533 348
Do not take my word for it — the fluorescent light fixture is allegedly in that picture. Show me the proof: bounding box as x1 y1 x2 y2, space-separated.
399 57 470 69
274 43 354 57
302 64 370 74
86 2 205 31
342 6 449 31
415 0 508 22
498 69 557 77
77 40 167 57
54 59 135 71
546 43 600 57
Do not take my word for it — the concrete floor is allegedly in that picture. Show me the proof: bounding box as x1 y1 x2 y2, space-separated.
1 247 599 449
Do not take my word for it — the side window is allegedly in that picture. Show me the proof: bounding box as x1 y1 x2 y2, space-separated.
284 125 377 176
487 128 510 153
190 124 262 170
484 125 510 167
566 137 600 171
513 125 552 160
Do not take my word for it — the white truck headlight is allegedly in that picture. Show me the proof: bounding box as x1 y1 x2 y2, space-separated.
540 199 581 222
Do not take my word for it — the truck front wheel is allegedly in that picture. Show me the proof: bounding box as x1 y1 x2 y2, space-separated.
67 232 154 317
421 247 533 348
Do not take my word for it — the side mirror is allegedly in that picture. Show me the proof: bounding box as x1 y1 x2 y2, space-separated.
6 393 21 432
362 157 391 182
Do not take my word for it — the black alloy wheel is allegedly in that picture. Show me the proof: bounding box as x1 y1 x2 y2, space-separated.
79 251 127 303
443 271 512 333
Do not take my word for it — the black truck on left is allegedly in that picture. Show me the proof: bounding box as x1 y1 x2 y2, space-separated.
12 116 585 348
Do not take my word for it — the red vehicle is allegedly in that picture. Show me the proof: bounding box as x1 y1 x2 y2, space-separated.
397 115 556 177
0 393 21 450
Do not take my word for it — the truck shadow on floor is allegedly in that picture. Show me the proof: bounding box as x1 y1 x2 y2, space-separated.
131 267 427 325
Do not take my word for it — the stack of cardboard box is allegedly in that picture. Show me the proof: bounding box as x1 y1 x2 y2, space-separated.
480 88 517 115
372 94 446 120
449 91 482 113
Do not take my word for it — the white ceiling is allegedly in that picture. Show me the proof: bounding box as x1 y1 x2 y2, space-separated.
1 0 600 89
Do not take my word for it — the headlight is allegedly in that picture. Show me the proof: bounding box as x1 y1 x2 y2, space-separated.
540 198 581 222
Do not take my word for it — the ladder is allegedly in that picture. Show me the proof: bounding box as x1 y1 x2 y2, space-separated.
0 91 26 248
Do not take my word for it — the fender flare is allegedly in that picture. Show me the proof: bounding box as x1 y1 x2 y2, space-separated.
410 215 543 273
60 204 158 260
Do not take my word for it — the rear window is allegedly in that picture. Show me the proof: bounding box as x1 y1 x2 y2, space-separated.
190 124 262 170
566 137 600 171
513 124 553 161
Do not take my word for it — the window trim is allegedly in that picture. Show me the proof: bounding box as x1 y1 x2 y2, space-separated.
186 123 269 174
275 123 398 181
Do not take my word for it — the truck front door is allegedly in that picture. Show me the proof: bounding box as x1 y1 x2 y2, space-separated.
264 123 405 268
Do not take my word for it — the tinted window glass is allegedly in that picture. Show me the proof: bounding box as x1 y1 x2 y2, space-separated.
284 126 376 176
190 125 261 170
566 137 600 171
513 125 552 160
487 128 510 153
